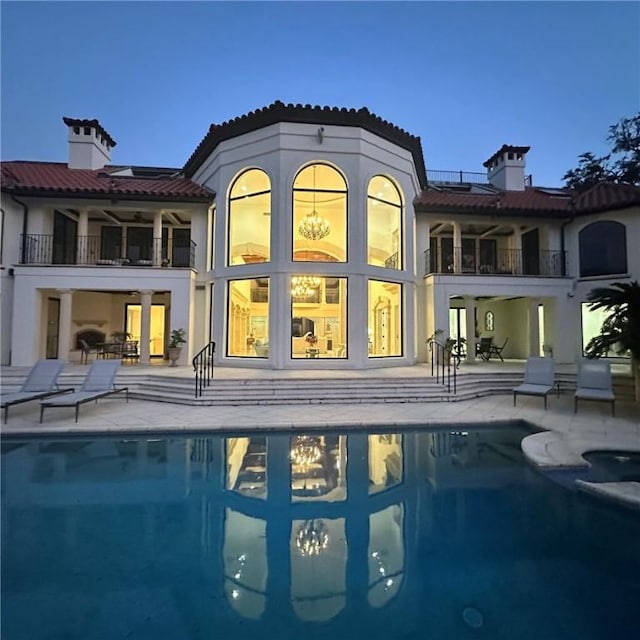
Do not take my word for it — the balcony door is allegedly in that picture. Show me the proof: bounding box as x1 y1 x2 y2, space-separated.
101 227 122 261
127 227 153 263
522 229 539 275
52 211 77 264
162 228 191 267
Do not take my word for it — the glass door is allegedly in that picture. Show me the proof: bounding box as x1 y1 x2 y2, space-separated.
125 304 166 357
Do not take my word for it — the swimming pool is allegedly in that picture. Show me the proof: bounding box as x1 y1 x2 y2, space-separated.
2 424 639 640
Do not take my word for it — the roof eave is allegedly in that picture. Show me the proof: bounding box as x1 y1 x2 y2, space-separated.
1 186 214 204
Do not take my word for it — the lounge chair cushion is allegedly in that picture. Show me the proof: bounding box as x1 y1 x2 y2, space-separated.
513 383 552 396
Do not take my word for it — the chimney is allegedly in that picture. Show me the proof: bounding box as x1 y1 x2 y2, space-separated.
62 117 117 170
483 145 530 191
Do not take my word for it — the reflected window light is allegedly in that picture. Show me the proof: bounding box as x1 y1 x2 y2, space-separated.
231 589 240 599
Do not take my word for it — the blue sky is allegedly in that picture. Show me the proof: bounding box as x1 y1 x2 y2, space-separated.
1 1 638 186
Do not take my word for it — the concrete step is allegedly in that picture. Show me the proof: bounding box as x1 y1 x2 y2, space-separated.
2 368 635 406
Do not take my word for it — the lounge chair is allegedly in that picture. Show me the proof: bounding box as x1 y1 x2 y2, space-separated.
1 359 73 421
513 357 555 409
40 360 128 423
574 359 615 416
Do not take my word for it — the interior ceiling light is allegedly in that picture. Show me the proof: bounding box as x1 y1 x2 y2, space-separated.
291 275 321 298
295 519 329 557
290 435 323 466
298 165 330 241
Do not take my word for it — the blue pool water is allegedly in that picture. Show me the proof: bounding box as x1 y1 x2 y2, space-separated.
2 425 639 640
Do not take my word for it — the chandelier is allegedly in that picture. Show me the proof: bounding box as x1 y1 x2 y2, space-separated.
298 210 330 241
295 519 329 557
290 435 323 466
297 165 330 241
291 275 321 298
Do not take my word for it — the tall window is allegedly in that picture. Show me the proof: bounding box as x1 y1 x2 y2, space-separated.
367 176 402 269
228 169 271 265
293 164 347 262
579 221 627 277
368 280 402 357
290 276 347 359
227 278 269 357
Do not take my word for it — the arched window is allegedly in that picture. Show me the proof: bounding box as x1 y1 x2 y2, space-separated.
228 169 271 266
484 311 494 332
579 221 627 277
367 176 403 269
293 164 347 262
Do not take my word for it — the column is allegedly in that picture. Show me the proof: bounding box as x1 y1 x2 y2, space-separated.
416 219 431 275
140 290 153 364
528 298 540 357
452 222 462 273
58 289 73 362
464 297 476 363
153 211 163 266
512 225 522 274
76 209 89 264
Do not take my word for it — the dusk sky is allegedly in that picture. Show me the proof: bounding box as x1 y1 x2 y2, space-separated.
1 1 638 187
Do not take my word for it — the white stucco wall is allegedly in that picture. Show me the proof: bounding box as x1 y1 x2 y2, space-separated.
9 266 195 366
193 122 423 369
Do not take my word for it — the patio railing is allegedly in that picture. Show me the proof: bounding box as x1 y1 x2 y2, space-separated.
424 248 566 277
428 339 457 394
193 341 215 398
20 234 196 268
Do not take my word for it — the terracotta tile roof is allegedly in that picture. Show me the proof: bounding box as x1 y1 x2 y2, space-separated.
183 100 427 187
415 182 640 216
414 186 572 216
1 161 214 202
571 182 640 214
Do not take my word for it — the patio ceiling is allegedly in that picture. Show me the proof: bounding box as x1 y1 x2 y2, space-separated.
58 208 191 225
429 222 514 237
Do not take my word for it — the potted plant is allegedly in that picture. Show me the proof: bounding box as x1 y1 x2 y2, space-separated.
167 328 187 367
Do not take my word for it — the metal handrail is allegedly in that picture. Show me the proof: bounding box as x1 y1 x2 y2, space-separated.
192 341 215 398
19 233 195 268
427 339 457 394
424 247 566 277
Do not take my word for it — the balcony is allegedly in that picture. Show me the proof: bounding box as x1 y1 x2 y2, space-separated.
20 234 195 269
424 248 566 277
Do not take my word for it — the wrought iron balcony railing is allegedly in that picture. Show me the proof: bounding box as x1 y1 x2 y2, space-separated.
20 234 196 268
424 247 566 277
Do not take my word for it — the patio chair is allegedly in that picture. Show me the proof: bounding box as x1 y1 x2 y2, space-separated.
513 357 555 409
574 359 615 416
121 340 140 363
476 337 493 361
40 360 128 423
1 359 73 421
79 339 99 364
487 337 509 362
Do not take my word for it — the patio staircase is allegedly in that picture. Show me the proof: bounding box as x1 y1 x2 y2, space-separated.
1 367 635 407
3 368 633 407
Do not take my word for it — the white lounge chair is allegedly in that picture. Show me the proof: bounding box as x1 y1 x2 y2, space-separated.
513 357 555 409
1 359 73 421
40 360 128 423
574 359 615 416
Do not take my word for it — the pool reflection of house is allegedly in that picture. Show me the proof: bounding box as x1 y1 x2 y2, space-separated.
1 104 638 370
1 427 539 632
